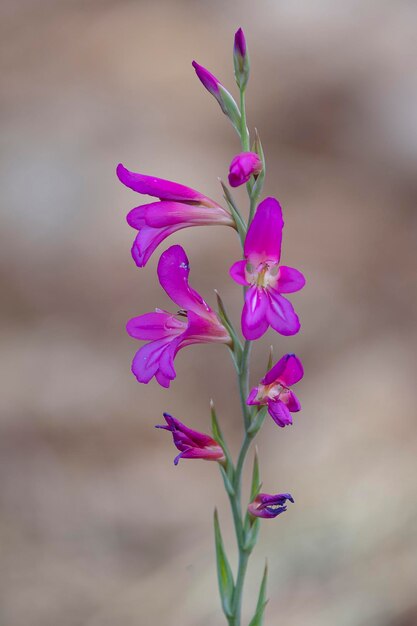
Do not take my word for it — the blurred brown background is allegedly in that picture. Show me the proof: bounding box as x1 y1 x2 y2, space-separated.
1 1 417 625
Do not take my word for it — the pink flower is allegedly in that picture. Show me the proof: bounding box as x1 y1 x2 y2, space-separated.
247 353 303 427
127 245 231 388
156 413 225 465
228 152 262 187
229 197 305 339
117 163 234 267
192 61 241 130
248 492 294 519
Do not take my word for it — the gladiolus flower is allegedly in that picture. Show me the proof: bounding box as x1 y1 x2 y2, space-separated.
229 197 305 339
156 413 225 465
248 493 294 519
127 245 231 388
117 163 234 267
228 152 262 187
247 353 303 427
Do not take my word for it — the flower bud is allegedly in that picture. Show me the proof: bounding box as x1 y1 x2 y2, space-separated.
228 151 262 187
233 28 250 90
192 61 241 131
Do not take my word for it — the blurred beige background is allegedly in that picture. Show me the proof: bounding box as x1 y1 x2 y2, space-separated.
1 1 417 625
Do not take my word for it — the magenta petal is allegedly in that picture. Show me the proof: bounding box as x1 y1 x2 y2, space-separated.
268 399 293 427
126 312 184 340
247 387 260 405
145 201 230 227
230 260 249 286
131 338 177 385
287 390 301 412
244 197 284 264
192 61 221 96
131 224 187 268
117 163 214 206
157 245 211 316
277 266 306 293
266 290 301 336
263 353 304 386
242 286 269 340
126 206 146 229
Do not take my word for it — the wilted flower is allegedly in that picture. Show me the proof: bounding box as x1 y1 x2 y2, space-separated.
248 492 294 519
228 151 262 187
127 245 231 387
117 163 234 267
230 197 305 339
247 353 303 427
156 413 225 465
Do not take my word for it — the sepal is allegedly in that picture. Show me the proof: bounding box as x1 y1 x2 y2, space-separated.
218 84 242 133
214 509 235 618
248 561 268 626
248 406 268 435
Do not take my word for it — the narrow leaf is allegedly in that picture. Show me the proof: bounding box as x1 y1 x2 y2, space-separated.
210 400 232 466
250 448 261 501
248 561 268 626
213 509 235 618
267 345 274 371
219 465 235 496
214 290 243 362
220 180 247 244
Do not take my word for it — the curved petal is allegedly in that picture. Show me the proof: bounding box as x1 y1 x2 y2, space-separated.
266 290 301 336
277 266 306 293
157 245 212 316
262 353 304 386
229 260 249 286
267 399 293 427
241 286 269 340
145 201 231 227
287 390 301 412
244 197 284 264
126 312 185 340
184 310 229 344
117 163 216 206
131 336 181 386
126 206 146 229
131 223 187 268
247 386 260 405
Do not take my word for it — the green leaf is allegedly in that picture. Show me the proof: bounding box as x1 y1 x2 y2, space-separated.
243 517 260 551
248 561 268 626
213 509 235 618
267 345 274 371
210 400 232 467
250 448 261 501
250 129 266 202
219 465 235 497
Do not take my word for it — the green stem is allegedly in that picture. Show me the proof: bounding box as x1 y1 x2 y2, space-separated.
240 88 250 152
